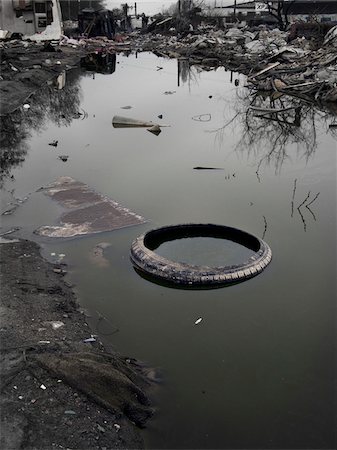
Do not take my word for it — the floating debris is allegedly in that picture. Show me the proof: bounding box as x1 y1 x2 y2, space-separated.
35 177 146 238
147 125 162 136
194 318 203 325
89 242 111 267
193 166 224 170
58 155 69 162
112 115 156 128
48 140 58 147
192 114 211 122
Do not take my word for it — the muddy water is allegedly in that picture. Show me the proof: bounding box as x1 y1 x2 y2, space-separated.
1 53 336 449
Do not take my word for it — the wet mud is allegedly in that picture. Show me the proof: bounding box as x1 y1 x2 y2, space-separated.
0 239 155 449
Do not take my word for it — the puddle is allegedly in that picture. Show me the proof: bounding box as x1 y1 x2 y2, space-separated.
0 52 336 449
155 236 256 266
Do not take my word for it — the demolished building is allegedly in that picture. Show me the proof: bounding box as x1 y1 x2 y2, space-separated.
0 0 62 40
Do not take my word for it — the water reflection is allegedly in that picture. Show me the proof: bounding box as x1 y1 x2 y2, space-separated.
211 89 335 174
0 69 83 186
81 53 116 75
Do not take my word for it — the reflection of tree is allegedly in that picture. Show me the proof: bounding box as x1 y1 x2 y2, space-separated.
0 69 82 187
211 89 334 175
178 58 200 88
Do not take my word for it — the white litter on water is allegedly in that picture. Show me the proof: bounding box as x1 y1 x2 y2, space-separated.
194 318 203 325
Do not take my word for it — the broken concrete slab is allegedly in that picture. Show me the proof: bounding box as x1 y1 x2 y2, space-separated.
35 177 146 238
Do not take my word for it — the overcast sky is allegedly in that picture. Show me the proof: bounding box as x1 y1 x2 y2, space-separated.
104 1 240 16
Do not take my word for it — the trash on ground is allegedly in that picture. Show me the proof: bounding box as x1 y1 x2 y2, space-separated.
120 106 133 109
83 337 96 343
35 177 146 238
48 140 58 147
46 321 65 330
23 104 30 110
58 155 69 162
163 91 176 95
40 384 47 390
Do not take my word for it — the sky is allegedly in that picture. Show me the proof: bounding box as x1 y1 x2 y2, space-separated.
104 1 239 16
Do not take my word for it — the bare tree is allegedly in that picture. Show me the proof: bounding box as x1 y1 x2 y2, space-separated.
262 0 296 31
208 87 332 176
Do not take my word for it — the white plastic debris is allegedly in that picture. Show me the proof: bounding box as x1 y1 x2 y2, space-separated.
114 424 121 431
194 318 203 325
40 384 47 390
83 337 96 343
23 104 30 110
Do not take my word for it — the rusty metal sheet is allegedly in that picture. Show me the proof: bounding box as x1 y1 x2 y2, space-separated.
35 177 146 238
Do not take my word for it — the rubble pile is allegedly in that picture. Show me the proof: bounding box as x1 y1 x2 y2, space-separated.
129 25 337 104
0 40 86 115
0 24 336 115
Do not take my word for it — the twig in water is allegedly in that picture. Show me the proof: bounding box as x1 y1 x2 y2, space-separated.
291 178 297 217
305 192 320 208
306 205 317 221
262 215 267 240
297 207 307 232
297 191 311 210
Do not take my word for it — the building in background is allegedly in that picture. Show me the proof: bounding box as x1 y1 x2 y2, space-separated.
0 0 62 39
203 0 337 26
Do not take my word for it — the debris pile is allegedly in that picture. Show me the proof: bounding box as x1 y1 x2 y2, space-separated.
129 24 337 104
0 23 336 115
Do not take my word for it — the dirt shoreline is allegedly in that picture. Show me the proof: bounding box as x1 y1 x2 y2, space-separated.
0 238 154 449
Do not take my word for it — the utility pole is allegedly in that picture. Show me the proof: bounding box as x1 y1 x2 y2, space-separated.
134 2 137 16
233 0 237 21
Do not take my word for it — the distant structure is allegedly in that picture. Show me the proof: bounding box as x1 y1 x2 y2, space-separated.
204 0 337 26
0 0 63 40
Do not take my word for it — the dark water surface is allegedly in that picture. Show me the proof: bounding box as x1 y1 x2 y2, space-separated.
1 53 336 449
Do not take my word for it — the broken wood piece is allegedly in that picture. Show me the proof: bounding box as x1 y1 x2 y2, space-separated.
280 81 319 90
112 115 154 128
249 105 297 114
249 62 281 79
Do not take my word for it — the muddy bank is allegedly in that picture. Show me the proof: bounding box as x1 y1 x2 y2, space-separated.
0 238 154 449
0 41 89 116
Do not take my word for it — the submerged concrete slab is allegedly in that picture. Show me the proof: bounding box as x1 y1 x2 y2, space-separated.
35 177 146 238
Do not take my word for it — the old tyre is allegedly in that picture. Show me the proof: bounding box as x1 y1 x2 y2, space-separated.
130 223 272 288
